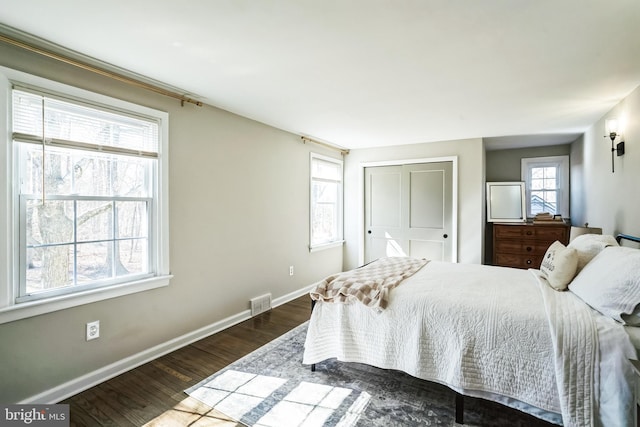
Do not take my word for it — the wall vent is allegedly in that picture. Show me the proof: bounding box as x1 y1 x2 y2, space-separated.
250 293 272 316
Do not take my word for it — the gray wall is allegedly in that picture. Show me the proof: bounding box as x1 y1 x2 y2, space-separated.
0 43 343 402
570 85 640 237
485 144 572 182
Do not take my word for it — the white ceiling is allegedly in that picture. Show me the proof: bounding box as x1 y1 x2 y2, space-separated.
2 1 640 150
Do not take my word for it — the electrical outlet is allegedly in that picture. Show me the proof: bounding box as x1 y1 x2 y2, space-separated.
289 265 294 276
86 320 100 341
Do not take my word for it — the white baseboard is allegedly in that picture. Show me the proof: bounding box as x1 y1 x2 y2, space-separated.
20 285 314 404
272 283 314 309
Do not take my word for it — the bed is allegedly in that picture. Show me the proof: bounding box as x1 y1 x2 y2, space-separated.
303 233 640 427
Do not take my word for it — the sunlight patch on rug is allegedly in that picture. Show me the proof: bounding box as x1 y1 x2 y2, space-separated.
190 369 369 427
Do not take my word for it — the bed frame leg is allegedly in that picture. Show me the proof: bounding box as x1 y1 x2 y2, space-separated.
455 392 464 424
310 298 316 373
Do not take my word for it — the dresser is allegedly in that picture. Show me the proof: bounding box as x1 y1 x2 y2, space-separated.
492 223 570 269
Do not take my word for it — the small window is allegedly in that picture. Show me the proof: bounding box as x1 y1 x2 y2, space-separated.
521 156 569 218
310 153 343 250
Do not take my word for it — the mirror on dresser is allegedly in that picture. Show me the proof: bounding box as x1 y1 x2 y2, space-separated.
486 182 526 223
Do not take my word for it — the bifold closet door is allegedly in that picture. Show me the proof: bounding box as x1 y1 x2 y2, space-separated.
364 161 453 263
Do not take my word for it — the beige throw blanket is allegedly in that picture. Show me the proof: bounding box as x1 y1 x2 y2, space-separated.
310 257 428 311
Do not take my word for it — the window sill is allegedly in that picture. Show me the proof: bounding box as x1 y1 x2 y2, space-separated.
0 275 172 325
309 240 345 253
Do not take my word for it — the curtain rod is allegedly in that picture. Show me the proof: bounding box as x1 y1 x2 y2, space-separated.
0 34 203 107
301 136 350 155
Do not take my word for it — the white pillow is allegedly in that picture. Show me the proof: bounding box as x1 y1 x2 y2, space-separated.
539 241 578 291
567 234 619 273
569 246 640 324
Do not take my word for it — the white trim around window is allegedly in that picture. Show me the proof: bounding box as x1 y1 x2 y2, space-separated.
309 153 344 251
521 155 570 219
0 66 171 325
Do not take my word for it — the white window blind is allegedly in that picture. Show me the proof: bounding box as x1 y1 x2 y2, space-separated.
13 88 158 157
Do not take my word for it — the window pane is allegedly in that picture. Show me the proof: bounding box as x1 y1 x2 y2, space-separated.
116 239 148 277
76 242 111 283
26 199 74 246
545 191 557 203
312 158 341 181
544 167 556 178
530 190 558 215
26 245 73 294
77 201 113 242
312 204 337 245
116 202 148 238
313 181 338 203
311 180 338 244
21 144 151 197
531 167 544 179
21 145 42 195
531 178 543 190
544 178 557 190
110 156 152 197
530 191 544 215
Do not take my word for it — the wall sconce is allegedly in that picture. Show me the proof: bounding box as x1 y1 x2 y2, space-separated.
604 118 625 173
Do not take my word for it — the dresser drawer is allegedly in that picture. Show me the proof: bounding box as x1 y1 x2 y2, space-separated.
494 224 566 240
494 240 547 255
495 253 540 269
494 225 532 238
534 226 568 241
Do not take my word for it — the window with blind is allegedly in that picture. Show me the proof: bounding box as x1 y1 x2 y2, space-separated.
310 153 344 250
0 66 170 321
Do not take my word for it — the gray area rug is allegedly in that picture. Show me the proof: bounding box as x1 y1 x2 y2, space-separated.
186 322 556 427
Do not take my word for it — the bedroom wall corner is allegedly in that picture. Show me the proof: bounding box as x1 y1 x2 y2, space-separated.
570 84 640 238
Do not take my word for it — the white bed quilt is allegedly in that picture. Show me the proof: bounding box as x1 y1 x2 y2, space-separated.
303 260 636 427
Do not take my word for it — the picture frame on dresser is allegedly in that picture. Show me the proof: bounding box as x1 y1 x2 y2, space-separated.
486 182 527 223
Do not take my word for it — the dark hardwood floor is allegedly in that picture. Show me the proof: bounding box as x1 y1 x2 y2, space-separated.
63 294 312 426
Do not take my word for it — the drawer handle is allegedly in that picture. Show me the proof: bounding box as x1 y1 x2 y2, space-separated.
526 231 533 236
526 259 532 265
526 246 532 252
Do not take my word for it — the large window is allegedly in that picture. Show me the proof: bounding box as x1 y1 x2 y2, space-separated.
0 67 170 323
521 156 569 218
310 153 344 250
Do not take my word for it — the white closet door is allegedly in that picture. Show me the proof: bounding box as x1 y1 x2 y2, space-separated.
365 161 453 263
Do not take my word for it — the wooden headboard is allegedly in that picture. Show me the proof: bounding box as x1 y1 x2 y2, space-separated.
616 234 640 245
